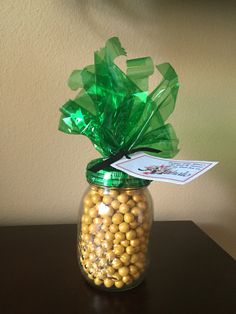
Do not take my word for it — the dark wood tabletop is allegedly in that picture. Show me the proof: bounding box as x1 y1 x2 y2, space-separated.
0 221 235 314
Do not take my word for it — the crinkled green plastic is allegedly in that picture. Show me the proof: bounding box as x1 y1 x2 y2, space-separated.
59 37 179 159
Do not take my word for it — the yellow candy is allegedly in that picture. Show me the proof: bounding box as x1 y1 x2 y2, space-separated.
137 201 147 210
130 238 140 247
120 239 130 247
132 194 143 202
88 224 97 234
112 213 124 225
107 266 115 275
136 226 144 237
109 224 119 233
126 230 136 240
96 231 105 240
129 265 138 275
120 252 131 264
103 216 112 225
118 266 129 277
102 240 113 251
129 221 139 229
106 250 116 260
114 245 125 256
117 193 129 203
126 246 135 255
124 213 135 223
114 231 126 242
98 188 104 195
95 247 104 257
91 194 102 204
115 280 124 288
93 217 103 225
111 200 120 209
81 224 89 234
94 237 101 246
105 231 115 241
112 272 122 281
103 195 113 205
109 190 119 198
131 207 142 216
88 208 98 218
89 252 96 261
104 278 114 288
126 190 136 196
122 275 132 284
84 197 94 208
119 204 129 214
119 222 130 233
127 199 136 207
112 258 123 270
83 215 92 225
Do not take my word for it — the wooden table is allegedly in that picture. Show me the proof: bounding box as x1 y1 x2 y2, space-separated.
0 221 235 314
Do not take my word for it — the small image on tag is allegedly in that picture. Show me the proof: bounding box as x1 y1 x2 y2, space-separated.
111 153 218 185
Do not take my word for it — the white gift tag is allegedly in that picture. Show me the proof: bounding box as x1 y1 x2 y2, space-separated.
111 152 218 185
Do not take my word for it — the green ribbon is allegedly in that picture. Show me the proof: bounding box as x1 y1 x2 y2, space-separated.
59 37 179 160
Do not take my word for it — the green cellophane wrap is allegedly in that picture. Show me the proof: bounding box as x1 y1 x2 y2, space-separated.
59 37 179 159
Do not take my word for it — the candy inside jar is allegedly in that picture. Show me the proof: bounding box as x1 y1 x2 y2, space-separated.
77 159 153 291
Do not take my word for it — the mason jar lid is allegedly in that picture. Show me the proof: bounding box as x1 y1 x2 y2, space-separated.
86 158 151 188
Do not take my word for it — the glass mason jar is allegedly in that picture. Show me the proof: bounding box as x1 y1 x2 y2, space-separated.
77 159 153 291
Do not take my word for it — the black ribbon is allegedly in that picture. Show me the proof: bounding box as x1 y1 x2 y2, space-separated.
89 147 162 172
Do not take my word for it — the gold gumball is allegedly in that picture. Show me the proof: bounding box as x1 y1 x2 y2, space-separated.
126 230 136 240
120 252 131 264
104 278 114 288
112 272 122 281
94 278 102 286
115 232 126 242
114 245 125 256
126 246 135 255
124 213 135 223
130 238 140 247
103 195 113 205
129 265 138 275
91 194 102 204
136 226 144 237
137 201 147 210
117 193 129 203
115 281 124 288
107 266 115 275
88 208 98 218
130 253 139 264
122 275 132 284
112 213 124 225
109 224 119 233
119 222 130 233
112 258 123 270
131 207 142 216
109 190 119 198
119 204 129 214
103 216 112 225
96 231 105 240
111 200 120 210
127 199 135 207
118 266 129 277
120 239 130 247
106 250 116 260
132 194 142 203
105 231 115 241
